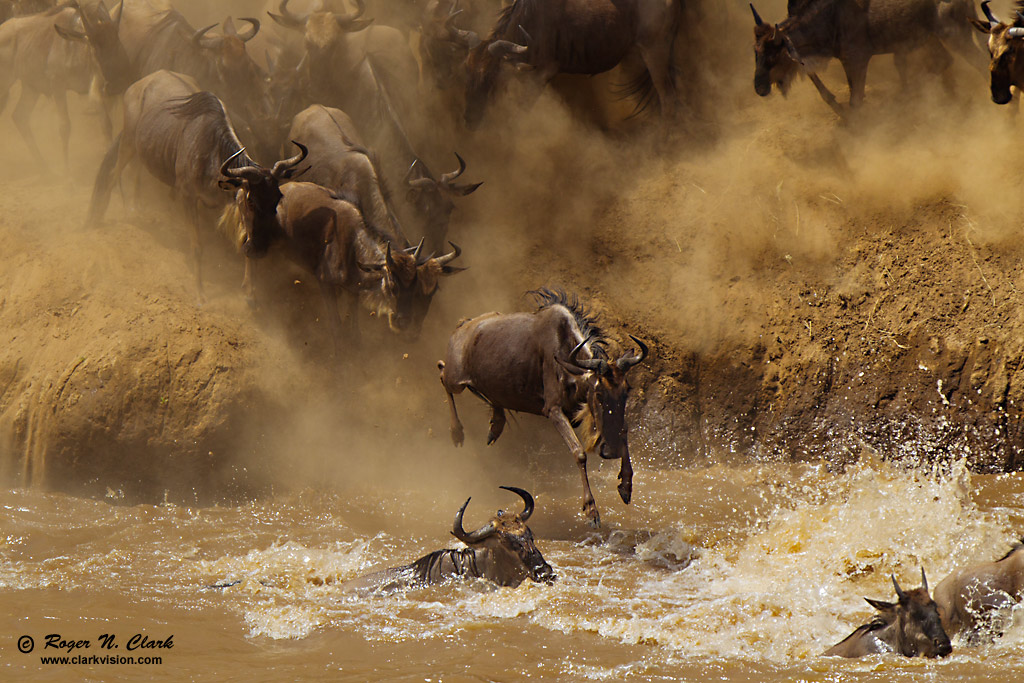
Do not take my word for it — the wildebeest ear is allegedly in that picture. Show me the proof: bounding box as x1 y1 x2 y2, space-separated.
219 178 243 191
441 265 467 275
454 182 483 196
970 18 993 34
54 24 89 43
865 597 895 612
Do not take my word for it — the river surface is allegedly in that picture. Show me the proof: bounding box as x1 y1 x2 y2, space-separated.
3 446 1024 682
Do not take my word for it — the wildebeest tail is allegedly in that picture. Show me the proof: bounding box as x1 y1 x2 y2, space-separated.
85 131 122 228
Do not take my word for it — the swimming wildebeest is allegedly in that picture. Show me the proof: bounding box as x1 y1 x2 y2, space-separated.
462 0 683 129
750 0 981 115
970 1 1024 104
438 289 648 528
933 538 1024 641
0 1 132 169
825 570 953 658
86 70 307 301
343 486 555 595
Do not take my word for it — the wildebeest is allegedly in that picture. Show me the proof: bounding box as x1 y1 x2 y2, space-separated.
343 486 555 595
970 1 1024 104
87 70 306 301
462 0 683 129
751 0 981 115
418 0 482 92
0 1 132 169
439 288 648 528
825 570 953 658
932 538 1024 641
117 0 267 126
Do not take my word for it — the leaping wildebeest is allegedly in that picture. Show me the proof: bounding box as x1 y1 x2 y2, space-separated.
825 570 953 658
0 1 132 170
86 70 307 301
439 289 648 528
970 1 1024 104
462 0 684 129
342 486 555 595
932 538 1024 642
750 0 982 116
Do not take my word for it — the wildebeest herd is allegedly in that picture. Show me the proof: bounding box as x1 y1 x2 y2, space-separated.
4 0 1024 660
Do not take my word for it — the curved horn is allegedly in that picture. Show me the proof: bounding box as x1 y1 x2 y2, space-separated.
499 486 534 521
385 242 398 271
434 241 461 266
220 147 261 179
518 24 532 44
750 3 765 27
452 497 497 544
70 0 95 34
404 159 421 183
616 335 649 372
982 1 1000 27
440 152 467 185
409 236 426 261
1010 27 1024 38
920 567 929 594
336 0 366 22
270 140 308 178
488 39 528 58
192 22 219 46
275 0 309 29
568 337 608 373
236 17 261 42
892 574 908 600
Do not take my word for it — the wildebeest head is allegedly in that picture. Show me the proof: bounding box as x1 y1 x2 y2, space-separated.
452 486 555 585
750 4 801 97
866 571 953 658
269 0 373 64
362 239 465 337
420 1 480 90
219 141 309 256
558 335 648 467
463 25 530 129
54 1 134 95
192 17 268 117
405 154 482 245
970 1 1024 105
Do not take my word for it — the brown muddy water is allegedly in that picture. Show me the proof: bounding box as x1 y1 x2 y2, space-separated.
3 452 1024 682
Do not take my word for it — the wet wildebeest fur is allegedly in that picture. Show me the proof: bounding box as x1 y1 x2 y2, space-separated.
933 538 1024 642
439 288 648 528
750 0 982 114
86 70 305 301
970 1 1024 105
0 1 132 170
825 571 953 658
343 487 555 595
462 0 684 129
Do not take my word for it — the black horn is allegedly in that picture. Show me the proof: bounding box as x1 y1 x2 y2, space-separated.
236 17 261 42
982 1 1000 27
616 335 649 372
434 241 462 266
920 567 929 593
220 148 262 179
500 486 534 521
892 574 908 601
192 22 219 47
270 140 308 178
750 3 765 27
440 152 467 185
568 337 609 374
272 0 308 29
452 497 497 544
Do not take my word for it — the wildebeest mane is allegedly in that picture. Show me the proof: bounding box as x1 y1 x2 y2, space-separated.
167 91 253 170
530 287 608 355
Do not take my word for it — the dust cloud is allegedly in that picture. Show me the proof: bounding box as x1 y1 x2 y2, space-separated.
0 0 1022 516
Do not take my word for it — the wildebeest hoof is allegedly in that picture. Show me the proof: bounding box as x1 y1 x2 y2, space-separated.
451 427 464 447
618 482 632 505
585 507 601 529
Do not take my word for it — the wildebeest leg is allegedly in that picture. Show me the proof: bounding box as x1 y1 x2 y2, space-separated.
617 452 633 505
99 94 117 142
806 72 847 119
316 280 348 354
12 86 46 172
438 362 465 446
842 57 870 108
242 257 256 308
894 50 911 92
52 90 72 173
487 406 506 445
638 43 676 118
547 408 600 528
